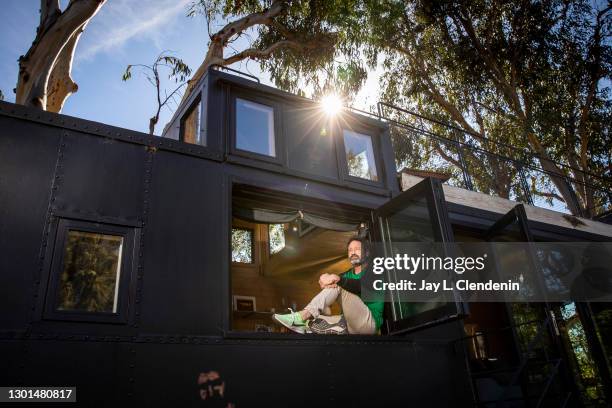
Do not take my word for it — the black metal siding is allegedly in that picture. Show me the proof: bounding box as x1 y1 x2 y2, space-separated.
0 102 471 407
0 116 60 331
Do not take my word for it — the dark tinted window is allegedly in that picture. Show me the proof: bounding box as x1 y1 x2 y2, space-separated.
181 99 202 145
57 230 124 313
235 98 275 156
343 129 378 181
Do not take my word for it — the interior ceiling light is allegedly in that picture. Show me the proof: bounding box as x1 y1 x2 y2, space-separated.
320 93 343 117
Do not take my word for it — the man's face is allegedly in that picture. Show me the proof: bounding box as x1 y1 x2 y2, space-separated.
348 240 363 265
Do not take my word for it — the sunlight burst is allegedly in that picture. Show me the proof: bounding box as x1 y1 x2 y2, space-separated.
320 94 343 116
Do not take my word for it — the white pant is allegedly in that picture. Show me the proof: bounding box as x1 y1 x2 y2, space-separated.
303 287 376 334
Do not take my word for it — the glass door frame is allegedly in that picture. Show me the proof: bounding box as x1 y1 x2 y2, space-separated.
371 177 467 335
485 204 584 405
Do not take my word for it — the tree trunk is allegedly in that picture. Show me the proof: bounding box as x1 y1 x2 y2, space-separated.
15 0 105 111
180 41 224 106
149 116 158 135
46 26 83 112
526 132 583 216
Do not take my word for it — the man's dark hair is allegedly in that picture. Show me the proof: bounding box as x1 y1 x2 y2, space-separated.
346 236 365 249
346 236 370 261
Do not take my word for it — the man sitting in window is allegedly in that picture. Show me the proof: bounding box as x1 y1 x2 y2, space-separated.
272 237 383 335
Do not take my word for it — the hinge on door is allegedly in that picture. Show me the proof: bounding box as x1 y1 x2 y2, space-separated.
549 309 560 336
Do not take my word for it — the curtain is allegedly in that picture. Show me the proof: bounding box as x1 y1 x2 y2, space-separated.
233 206 360 232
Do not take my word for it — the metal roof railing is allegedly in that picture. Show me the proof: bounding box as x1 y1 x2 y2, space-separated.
375 102 612 219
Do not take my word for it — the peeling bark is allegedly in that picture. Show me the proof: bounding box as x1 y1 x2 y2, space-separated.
46 26 82 113
15 0 105 111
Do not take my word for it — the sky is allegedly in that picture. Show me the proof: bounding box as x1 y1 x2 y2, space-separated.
0 0 381 135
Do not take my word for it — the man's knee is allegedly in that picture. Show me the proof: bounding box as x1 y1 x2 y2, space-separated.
339 287 361 302
321 286 340 295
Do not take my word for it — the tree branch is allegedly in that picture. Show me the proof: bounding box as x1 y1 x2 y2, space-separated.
183 0 286 102
16 0 105 110
222 36 325 66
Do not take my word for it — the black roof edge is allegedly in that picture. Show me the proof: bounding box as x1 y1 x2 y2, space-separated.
211 69 388 129
164 66 387 132
0 99 222 161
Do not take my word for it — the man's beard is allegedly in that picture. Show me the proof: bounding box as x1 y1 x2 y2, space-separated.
350 256 363 266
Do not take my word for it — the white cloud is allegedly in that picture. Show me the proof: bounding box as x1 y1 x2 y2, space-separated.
78 0 191 61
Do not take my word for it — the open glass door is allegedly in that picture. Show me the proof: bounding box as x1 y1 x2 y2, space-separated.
372 177 466 335
484 204 588 406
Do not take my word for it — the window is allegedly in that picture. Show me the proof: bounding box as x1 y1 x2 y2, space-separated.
181 97 202 145
57 230 123 313
232 228 253 263
343 129 378 181
235 98 275 157
45 219 135 323
269 224 285 255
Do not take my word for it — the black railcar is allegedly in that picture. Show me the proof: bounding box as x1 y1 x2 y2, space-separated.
1 69 610 407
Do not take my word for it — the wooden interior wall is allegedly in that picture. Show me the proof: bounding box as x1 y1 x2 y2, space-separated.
231 218 350 331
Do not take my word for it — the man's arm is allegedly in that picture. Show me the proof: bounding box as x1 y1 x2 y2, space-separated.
337 273 361 295
319 273 339 288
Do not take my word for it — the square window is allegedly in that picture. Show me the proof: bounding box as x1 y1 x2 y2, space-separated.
268 224 285 255
232 228 253 263
57 230 123 313
235 98 275 157
181 98 203 145
343 129 378 181
44 219 135 323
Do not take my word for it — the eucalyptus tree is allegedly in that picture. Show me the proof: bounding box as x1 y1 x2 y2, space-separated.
122 52 192 135
181 0 368 104
361 0 611 216
15 0 106 112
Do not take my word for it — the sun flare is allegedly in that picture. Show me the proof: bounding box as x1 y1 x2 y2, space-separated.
320 94 343 116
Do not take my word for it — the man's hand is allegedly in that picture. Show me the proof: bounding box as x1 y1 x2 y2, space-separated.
319 273 340 289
